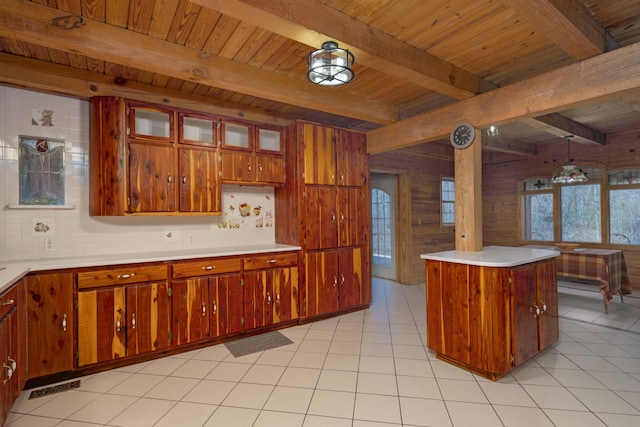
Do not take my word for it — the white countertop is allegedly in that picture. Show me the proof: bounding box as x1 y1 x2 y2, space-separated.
420 245 559 267
0 243 301 293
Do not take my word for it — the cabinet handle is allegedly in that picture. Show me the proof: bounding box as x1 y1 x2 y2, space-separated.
116 314 122 332
62 313 67 332
333 276 338 287
266 259 277 264
131 313 136 330
276 293 280 302
540 300 547 313
331 212 336 222
3 361 14 385
266 293 272 304
168 174 173 184
340 274 345 285
340 172 344 183
533 303 541 318
340 212 345 222
202 302 207 316
247 163 252 172
0 299 14 306
116 273 135 280
212 300 217 314
202 265 215 271
182 175 187 184
259 164 263 173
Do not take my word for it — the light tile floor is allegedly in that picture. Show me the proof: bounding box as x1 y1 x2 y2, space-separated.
7 278 640 427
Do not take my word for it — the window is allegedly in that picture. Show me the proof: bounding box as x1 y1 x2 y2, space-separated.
441 177 455 226
609 169 640 244
371 188 392 266
522 178 554 241
520 167 636 244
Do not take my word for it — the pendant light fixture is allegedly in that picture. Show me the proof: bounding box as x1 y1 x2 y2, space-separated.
307 41 354 86
552 135 588 184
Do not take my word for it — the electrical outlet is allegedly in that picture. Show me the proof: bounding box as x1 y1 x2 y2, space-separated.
44 237 55 252
186 234 195 245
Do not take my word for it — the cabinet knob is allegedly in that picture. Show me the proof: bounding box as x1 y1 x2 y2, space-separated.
276 293 280 302
116 314 122 332
540 300 547 313
212 300 217 314
203 265 216 271
340 212 345 222
333 276 338 287
202 302 207 316
0 299 14 306
248 163 252 172
116 273 135 280
340 274 345 285
182 175 187 184
331 212 336 222
62 313 67 332
131 313 136 329
168 174 173 184
266 259 277 264
266 293 272 304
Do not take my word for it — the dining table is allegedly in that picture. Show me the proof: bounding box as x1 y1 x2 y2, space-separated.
523 246 632 313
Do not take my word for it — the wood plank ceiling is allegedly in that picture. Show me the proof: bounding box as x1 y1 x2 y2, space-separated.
1 0 640 155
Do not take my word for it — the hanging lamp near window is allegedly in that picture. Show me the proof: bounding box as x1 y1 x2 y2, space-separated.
307 41 354 86
552 135 588 184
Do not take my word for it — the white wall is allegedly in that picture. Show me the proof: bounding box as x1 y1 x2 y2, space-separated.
0 86 275 261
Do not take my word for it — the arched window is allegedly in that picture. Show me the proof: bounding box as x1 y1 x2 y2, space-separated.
371 188 392 266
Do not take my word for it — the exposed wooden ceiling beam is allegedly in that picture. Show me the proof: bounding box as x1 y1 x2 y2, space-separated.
0 53 292 125
483 136 538 156
521 114 606 145
367 42 640 154
0 0 398 125
503 0 610 60
192 0 486 99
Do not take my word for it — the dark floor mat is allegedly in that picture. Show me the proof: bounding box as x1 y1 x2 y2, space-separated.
29 380 80 399
225 331 294 357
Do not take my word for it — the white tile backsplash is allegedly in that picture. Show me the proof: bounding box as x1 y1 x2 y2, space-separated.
0 86 276 261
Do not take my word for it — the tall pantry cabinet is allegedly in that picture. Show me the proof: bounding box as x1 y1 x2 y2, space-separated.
276 121 371 320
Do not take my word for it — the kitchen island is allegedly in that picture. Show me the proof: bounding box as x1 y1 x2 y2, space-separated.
421 246 559 380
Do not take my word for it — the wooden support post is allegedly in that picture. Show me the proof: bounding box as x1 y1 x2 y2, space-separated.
454 129 483 251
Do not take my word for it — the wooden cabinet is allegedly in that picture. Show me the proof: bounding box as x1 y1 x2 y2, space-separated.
243 252 299 329
77 265 170 366
220 121 286 185
301 122 367 187
303 247 366 318
90 97 221 216
26 273 74 378
1 282 23 427
284 121 370 320
425 258 559 380
171 257 242 345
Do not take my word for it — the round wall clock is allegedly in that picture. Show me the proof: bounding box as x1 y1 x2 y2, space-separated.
450 122 475 149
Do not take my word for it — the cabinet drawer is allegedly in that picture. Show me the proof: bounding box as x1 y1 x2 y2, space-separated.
244 252 298 271
172 257 241 278
77 265 167 289
0 284 18 319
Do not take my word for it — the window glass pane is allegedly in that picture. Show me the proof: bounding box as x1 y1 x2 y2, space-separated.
523 178 552 191
608 169 640 185
441 178 455 225
523 193 553 241
610 189 640 244
561 184 601 242
371 188 392 267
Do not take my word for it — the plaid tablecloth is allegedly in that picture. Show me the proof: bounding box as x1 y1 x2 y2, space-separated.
556 249 632 301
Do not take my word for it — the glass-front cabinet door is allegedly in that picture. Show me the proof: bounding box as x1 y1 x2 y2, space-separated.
221 120 252 150
128 105 172 141
257 126 282 153
180 114 216 147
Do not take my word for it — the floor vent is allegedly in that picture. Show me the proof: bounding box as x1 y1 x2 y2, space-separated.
29 380 80 399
